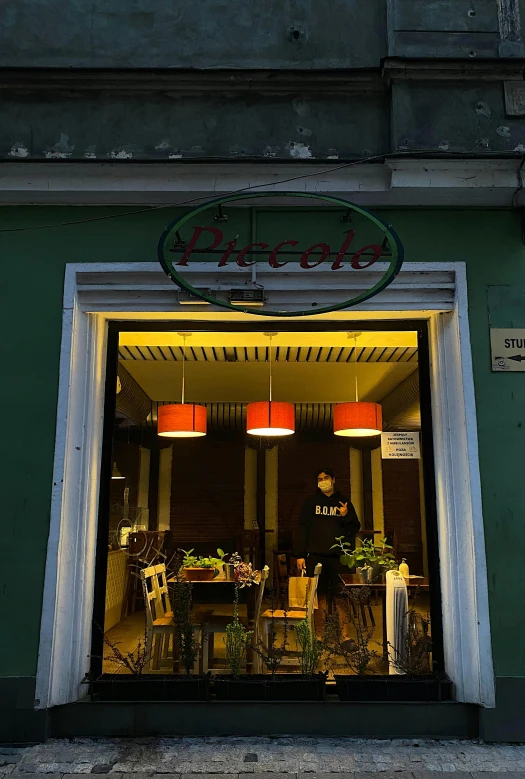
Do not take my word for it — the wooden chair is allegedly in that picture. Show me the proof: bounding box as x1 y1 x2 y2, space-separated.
260 563 321 668
237 530 260 570
140 564 173 671
273 550 291 608
202 565 270 674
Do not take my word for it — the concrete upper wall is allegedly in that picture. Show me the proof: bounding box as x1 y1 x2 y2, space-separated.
0 0 524 68
0 0 386 69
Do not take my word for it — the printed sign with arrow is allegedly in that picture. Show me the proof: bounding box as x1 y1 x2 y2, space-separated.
490 329 525 372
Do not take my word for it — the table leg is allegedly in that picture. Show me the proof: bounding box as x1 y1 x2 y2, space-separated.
381 589 388 662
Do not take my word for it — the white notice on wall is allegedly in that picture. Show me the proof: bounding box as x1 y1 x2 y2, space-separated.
381 432 420 459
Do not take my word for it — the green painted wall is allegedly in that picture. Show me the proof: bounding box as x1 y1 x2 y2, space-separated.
1 205 524 679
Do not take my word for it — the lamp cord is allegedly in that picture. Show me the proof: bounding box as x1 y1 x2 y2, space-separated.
269 335 273 402
354 334 359 403
182 335 186 405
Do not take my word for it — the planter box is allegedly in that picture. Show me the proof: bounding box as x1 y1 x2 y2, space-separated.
335 673 452 702
91 674 210 702
184 567 216 581
214 673 327 701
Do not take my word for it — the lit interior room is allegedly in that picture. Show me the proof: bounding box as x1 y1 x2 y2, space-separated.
102 328 431 679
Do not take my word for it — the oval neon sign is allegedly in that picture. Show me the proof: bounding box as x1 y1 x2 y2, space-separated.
158 191 404 317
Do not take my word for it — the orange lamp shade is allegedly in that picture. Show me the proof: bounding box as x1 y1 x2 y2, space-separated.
246 401 295 436
158 403 207 438
333 402 382 437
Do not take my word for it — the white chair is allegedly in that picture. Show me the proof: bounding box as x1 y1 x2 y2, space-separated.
140 564 173 671
260 563 321 668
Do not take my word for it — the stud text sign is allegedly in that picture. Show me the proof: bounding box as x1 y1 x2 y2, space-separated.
490 328 525 372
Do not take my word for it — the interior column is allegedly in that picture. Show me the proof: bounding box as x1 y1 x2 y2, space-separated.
265 446 278 565
137 445 151 528
349 446 364 528
157 445 173 531
244 446 257 530
371 447 385 537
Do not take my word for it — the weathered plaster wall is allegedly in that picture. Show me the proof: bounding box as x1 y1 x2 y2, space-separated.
392 82 525 153
0 91 390 161
0 0 386 69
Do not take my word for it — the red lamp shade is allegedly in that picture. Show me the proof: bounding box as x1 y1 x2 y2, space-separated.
246 401 295 437
158 403 207 438
333 402 382 437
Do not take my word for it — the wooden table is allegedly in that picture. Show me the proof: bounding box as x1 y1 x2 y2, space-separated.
167 573 257 672
339 574 429 660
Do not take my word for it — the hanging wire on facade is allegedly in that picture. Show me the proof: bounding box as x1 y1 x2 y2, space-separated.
1 148 523 233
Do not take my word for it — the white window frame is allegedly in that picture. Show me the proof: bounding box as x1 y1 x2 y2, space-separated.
35 261 495 710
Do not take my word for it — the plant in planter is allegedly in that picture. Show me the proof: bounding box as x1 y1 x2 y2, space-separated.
389 608 432 676
90 612 210 702
171 571 200 675
101 622 152 676
296 618 324 676
324 587 378 677
331 536 397 582
215 573 327 701
225 585 253 676
225 553 262 674
180 548 227 581
252 586 289 677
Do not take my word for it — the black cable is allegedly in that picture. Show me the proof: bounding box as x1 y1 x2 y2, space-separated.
0 148 523 233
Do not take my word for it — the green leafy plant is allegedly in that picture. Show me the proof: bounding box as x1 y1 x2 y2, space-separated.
388 608 432 676
170 553 204 675
331 536 397 578
323 588 378 675
225 584 253 676
96 619 152 676
252 586 289 677
296 618 324 676
181 548 228 570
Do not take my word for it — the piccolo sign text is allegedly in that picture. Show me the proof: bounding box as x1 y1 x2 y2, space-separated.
158 191 404 317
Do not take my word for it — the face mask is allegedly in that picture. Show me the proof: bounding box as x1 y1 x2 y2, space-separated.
318 479 333 493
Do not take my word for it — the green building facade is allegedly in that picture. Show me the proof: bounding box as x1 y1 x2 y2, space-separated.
2 0 525 743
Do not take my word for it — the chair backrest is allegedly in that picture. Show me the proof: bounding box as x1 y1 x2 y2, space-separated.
254 565 270 626
237 530 261 569
152 563 171 615
306 563 322 621
140 565 161 627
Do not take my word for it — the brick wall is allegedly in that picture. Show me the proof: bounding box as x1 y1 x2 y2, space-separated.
382 458 424 574
169 434 245 554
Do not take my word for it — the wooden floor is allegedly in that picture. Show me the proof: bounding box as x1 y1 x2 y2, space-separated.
103 594 431 676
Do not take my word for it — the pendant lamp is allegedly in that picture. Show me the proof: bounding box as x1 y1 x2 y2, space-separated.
111 462 125 479
246 334 295 437
333 333 382 437
157 333 207 438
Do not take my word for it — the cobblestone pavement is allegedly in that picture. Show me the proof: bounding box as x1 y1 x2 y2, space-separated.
2 739 525 777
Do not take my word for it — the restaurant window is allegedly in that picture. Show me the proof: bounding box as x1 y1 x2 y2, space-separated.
89 323 448 702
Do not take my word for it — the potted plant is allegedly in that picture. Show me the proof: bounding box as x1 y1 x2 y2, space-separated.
180 548 226 581
324 590 452 702
214 555 257 699
216 574 327 702
90 613 210 702
331 536 397 582
385 609 452 701
323 587 383 700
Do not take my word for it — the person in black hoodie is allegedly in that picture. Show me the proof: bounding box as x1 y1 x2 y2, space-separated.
295 467 360 614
